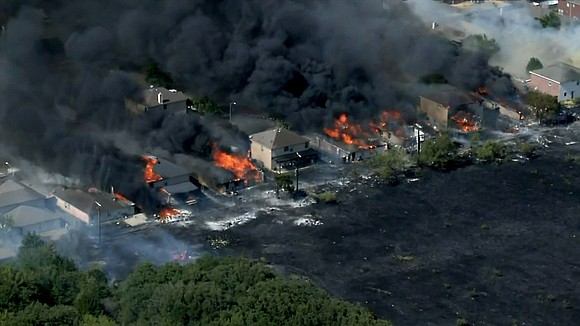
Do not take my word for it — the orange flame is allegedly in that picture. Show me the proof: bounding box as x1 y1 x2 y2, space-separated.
159 207 181 221
212 145 259 182
476 87 489 96
323 113 371 148
451 111 479 132
142 156 162 184
114 192 129 202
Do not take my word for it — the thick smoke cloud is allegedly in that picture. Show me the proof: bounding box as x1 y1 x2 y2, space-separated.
0 1 513 210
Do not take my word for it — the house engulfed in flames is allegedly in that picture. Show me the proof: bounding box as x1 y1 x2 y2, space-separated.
419 86 484 133
211 145 263 193
315 113 389 163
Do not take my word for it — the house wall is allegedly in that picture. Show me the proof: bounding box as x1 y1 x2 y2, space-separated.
271 142 311 158
419 97 450 127
146 100 188 115
313 137 351 162
559 0 580 18
96 206 134 223
560 79 580 101
250 141 273 170
152 174 193 189
18 219 64 236
54 196 90 224
529 74 561 98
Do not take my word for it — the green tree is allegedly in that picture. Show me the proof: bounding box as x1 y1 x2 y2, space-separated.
417 134 458 170
81 314 118 326
535 11 561 29
419 73 448 85
369 148 411 182
526 57 543 73
191 97 221 115
473 140 507 162
465 34 500 57
275 173 294 192
144 59 173 88
524 91 561 121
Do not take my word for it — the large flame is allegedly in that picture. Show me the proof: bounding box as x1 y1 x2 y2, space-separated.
324 111 405 148
451 111 479 132
142 156 162 184
212 145 259 181
323 113 372 148
159 207 182 221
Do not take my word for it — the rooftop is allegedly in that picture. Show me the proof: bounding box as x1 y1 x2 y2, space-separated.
530 62 580 83
421 87 475 108
0 180 46 209
144 87 189 107
5 205 62 228
151 157 194 179
53 188 134 214
250 128 309 149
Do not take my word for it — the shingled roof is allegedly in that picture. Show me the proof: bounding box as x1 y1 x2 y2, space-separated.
0 180 45 209
250 129 309 150
530 62 580 84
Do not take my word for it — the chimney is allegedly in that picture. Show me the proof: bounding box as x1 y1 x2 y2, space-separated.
157 92 163 104
432 21 437 30
111 186 115 200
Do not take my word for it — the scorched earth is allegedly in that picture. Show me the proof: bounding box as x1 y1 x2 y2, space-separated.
111 125 580 326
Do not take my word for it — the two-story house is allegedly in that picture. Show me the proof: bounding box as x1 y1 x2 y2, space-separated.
529 62 580 101
250 129 318 171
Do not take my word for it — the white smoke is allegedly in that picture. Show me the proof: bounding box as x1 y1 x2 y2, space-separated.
407 0 580 77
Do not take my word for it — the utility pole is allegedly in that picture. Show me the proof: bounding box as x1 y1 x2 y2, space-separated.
94 201 102 246
229 102 236 123
295 152 302 192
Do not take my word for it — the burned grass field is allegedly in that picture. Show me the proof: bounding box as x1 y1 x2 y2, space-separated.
215 151 580 325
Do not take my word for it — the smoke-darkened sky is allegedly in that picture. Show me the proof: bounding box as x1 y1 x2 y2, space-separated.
0 0 513 209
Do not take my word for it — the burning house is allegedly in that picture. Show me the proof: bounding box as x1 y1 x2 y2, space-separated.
142 156 200 206
209 146 264 193
312 113 390 162
419 87 485 133
52 188 135 224
250 128 318 171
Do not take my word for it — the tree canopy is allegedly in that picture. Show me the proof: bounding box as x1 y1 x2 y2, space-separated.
524 91 561 120
535 11 561 29
144 60 174 88
526 57 543 73
416 134 459 170
464 34 500 57
0 233 391 326
191 97 221 115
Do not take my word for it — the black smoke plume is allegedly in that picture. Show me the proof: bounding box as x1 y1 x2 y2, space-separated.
0 1 514 210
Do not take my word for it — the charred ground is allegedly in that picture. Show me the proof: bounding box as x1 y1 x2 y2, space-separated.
197 145 580 325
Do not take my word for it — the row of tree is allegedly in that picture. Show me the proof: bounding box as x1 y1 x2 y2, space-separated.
0 234 391 326
368 134 537 182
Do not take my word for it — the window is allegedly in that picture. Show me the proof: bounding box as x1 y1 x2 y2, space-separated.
564 92 567 97
577 80 579 85
548 81 552 87
284 146 289 152
305 142 309 149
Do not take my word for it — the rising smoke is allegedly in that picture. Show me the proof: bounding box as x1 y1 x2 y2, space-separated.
0 0 514 210
408 0 580 76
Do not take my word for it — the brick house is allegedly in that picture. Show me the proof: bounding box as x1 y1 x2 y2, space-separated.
529 62 580 101
558 0 580 19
